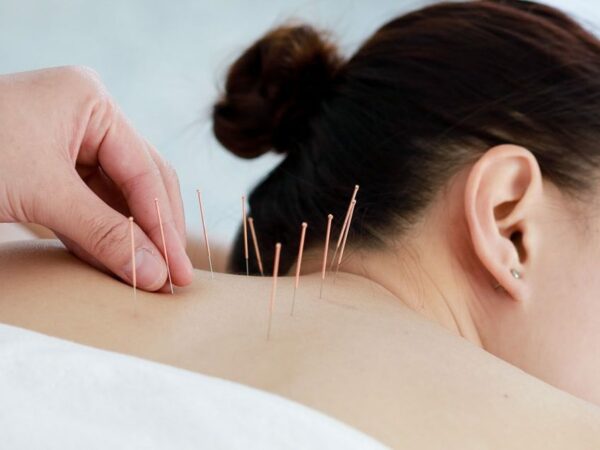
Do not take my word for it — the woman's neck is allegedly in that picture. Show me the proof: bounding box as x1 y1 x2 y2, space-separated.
342 245 484 347
298 220 485 348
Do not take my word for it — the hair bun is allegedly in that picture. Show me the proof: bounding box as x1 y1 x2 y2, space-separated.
213 24 342 158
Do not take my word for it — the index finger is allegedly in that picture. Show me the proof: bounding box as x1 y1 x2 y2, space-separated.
145 141 187 245
82 101 194 287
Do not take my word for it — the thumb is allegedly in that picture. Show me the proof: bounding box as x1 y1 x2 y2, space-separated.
42 177 168 291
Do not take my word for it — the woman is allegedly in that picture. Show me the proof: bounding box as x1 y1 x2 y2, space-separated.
2 0 600 448
216 0 600 408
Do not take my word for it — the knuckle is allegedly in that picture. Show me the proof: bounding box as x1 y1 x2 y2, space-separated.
60 65 110 100
72 65 101 83
121 166 162 197
96 93 117 121
60 65 101 85
85 216 128 261
148 216 176 239
163 161 179 186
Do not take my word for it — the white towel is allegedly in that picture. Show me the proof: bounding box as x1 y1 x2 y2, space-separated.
0 323 389 450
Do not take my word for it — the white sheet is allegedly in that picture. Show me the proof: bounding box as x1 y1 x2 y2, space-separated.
0 323 389 450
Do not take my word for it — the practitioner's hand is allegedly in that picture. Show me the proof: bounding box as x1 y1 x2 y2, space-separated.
0 66 194 291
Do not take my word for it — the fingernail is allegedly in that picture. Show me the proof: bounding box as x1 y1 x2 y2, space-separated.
123 248 166 290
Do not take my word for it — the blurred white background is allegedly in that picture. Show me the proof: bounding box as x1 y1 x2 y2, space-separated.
1 0 599 266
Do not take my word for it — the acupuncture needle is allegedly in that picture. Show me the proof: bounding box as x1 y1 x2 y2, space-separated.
290 222 307 316
266 242 282 341
196 189 214 279
330 185 359 270
154 198 174 294
320 214 333 299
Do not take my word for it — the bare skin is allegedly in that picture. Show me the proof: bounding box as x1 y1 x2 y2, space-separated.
0 239 599 449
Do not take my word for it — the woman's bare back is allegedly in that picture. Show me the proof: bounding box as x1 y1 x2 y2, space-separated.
0 239 598 449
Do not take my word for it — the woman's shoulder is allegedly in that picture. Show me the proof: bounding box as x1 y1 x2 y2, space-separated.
272 279 600 448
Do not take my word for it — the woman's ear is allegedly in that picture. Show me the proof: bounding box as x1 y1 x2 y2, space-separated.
463 143 543 303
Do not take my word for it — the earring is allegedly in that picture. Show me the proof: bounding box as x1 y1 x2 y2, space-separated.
493 268 521 289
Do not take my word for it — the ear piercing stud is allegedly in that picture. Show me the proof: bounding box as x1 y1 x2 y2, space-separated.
493 268 521 289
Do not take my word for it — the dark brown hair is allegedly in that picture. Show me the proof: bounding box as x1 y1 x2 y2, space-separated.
213 0 600 275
